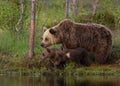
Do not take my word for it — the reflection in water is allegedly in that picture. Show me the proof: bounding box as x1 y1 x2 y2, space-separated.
0 74 120 86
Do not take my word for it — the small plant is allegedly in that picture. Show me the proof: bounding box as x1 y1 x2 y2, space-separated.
93 10 116 27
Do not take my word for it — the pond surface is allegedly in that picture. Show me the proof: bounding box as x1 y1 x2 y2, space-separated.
0 74 120 86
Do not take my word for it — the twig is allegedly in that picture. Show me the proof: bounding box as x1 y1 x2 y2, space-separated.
15 0 24 32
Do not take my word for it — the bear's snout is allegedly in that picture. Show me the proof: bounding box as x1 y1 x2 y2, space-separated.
41 43 45 47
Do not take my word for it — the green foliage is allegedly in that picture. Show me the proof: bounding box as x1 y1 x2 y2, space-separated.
93 10 116 27
0 0 120 31
74 13 93 23
0 31 28 56
35 0 65 29
0 1 20 30
115 7 120 27
97 0 120 27
74 0 120 28
64 62 77 75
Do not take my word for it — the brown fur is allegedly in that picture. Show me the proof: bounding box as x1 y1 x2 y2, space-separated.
63 48 90 66
41 19 112 64
41 48 67 68
41 48 90 68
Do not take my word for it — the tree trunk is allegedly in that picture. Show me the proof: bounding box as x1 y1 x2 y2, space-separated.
92 0 99 15
46 0 49 13
72 0 78 17
28 0 36 58
65 0 69 19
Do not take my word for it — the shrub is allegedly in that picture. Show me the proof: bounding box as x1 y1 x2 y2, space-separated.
93 10 116 27
0 1 20 30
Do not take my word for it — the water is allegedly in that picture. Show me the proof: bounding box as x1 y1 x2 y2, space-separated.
0 74 120 86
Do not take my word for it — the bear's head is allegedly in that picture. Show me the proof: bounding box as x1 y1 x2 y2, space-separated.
41 48 65 66
41 27 61 48
41 19 73 48
41 48 57 60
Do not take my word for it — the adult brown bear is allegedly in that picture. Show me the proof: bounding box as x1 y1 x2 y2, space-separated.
41 19 112 64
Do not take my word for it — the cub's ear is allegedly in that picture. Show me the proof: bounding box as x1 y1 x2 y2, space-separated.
45 48 51 53
49 29 56 34
43 27 47 32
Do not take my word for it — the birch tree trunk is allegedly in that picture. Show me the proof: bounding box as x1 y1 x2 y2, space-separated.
72 0 78 17
65 0 69 19
92 0 99 15
28 0 36 58
15 0 24 32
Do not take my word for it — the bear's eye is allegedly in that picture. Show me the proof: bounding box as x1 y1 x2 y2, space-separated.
45 38 49 41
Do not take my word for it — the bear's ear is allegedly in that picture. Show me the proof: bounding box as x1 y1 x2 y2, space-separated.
43 27 47 32
49 29 56 35
45 48 51 53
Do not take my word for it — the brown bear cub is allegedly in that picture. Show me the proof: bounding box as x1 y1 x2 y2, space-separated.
41 48 90 68
41 48 67 69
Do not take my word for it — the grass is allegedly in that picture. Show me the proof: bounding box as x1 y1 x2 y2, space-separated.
0 62 120 77
0 31 28 55
113 29 120 47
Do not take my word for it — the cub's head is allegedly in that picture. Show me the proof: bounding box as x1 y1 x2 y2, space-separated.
41 48 65 66
41 27 61 48
41 48 56 60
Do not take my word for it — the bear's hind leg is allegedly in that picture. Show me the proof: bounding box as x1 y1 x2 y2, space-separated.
95 48 110 64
